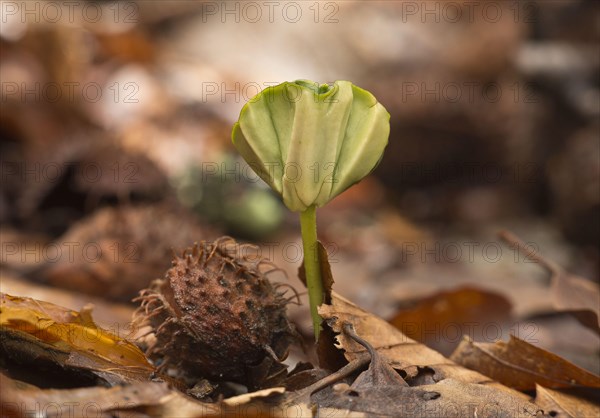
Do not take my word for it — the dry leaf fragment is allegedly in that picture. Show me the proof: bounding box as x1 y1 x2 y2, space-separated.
1 293 150 368
298 240 336 304
342 322 408 389
0 274 136 336
324 377 546 417
0 292 155 385
0 372 260 418
534 384 600 418
317 292 546 418
499 230 600 334
389 286 513 355
317 323 431 417
316 314 543 417
0 372 172 417
450 335 600 391
319 293 529 398
153 384 291 417
222 387 286 407
283 356 371 416
413 379 545 418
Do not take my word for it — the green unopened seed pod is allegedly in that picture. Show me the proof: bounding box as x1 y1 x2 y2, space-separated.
232 80 390 212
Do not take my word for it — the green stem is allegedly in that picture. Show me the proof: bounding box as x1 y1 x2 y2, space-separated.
300 205 323 340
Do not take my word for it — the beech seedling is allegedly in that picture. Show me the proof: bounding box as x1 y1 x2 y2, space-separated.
233 80 390 338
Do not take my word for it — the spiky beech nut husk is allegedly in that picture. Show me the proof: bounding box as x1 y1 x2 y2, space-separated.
134 237 296 387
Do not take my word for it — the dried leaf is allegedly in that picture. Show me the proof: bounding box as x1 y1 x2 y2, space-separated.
1 369 295 418
316 305 543 417
389 286 512 355
283 365 329 392
151 385 290 417
222 387 285 407
499 230 600 334
342 322 408 389
319 293 529 399
1 293 149 367
0 273 136 336
412 379 544 418
0 372 172 417
300 240 344 370
316 323 419 416
552 273 600 335
534 384 600 418
0 292 155 385
283 356 370 416
298 240 335 304
324 378 545 417
450 335 600 391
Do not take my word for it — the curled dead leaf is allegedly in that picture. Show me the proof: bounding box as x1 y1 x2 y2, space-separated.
314 307 544 417
534 384 600 418
450 335 600 391
389 286 513 355
316 293 546 416
319 293 521 393
0 372 172 418
499 230 600 334
0 292 155 385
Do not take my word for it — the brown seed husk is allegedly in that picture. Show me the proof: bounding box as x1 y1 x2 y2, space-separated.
134 237 295 388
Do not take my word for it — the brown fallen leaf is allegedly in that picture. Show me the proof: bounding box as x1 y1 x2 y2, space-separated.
0 372 172 417
0 273 135 337
389 286 512 355
316 322 420 416
1 293 150 367
223 387 286 407
499 230 600 334
315 318 544 417
534 384 600 418
450 335 600 391
0 371 283 418
325 377 547 417
1 357 297 418
319 293 530 399
0 292 156 385
413 379 545 418
283 356 371 415
343 322 408 389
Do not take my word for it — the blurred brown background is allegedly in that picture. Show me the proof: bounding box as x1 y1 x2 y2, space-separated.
1 1 598 371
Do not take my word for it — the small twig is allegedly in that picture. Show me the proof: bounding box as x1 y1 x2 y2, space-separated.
303 356 370 396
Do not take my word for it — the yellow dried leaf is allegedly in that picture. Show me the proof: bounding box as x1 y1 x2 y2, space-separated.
0 293 152 370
